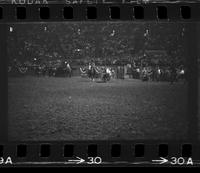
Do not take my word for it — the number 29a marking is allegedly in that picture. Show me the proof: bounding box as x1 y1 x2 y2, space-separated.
87 157 102 164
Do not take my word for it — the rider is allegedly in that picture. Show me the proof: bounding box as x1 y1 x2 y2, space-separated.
66 62 72 77
88 62 91 70
90 62 96 81
106 67 110 74
101 66 111 82
88 62 92 78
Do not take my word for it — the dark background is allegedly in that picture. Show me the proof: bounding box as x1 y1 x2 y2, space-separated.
7 22 186 67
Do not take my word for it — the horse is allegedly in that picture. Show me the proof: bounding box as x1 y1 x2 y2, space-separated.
80 66 97 80
80 66 111 82
88 66 98 81
102 67 112 82
64 64 72 77
80 67 88 78
176 68 186 82
169 67 177 84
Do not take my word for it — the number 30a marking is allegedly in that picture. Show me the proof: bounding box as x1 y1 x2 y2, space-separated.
87 157 102 164
170 157 193 165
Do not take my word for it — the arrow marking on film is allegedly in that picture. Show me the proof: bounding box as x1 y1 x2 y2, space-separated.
68 157 85 164
152 157 168 164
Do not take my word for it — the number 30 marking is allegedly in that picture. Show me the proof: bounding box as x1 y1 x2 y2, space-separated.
87 157 102 164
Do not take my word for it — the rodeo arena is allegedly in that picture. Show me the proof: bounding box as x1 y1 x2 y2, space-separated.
8 53 186 83
8 24 189 141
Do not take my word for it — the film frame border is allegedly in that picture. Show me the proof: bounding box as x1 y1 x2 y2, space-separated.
0 3 200 167
0 142 200 166
0 3 199 21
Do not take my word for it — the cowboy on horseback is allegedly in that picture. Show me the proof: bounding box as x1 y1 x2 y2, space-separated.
89 62 96 81
102 66 111 82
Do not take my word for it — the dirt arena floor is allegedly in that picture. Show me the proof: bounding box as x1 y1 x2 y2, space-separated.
8 76 188 141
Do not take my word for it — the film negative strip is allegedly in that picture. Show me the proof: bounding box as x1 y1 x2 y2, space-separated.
0 0 200 167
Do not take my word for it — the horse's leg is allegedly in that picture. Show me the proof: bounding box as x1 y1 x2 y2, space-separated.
65 70 67 77
92 70 95 81
92 73 94 81
70 70 72 77
66 70 69 77
88 70 91 80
